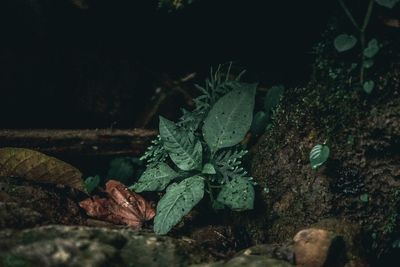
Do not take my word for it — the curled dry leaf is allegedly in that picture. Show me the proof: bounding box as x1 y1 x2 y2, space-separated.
0 147 84 191
79 180 155 229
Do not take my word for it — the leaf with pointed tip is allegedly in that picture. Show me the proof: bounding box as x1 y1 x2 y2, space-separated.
159 116 202 171
216 177 254 211
131 163 179 192
202 83 256 153
154 176 204 235
0 147 84 191
309 144 330 169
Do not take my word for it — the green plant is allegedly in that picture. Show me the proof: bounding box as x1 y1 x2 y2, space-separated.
335 0 397 93
84 175 100 194
131 66 256 235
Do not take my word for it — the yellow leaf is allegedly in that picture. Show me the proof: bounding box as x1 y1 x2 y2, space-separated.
0 148 84 191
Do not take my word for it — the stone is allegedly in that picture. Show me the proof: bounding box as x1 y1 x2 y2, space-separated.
293 228 346 267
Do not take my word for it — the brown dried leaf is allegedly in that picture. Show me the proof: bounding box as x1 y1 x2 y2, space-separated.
79 180 155 229
0 147 84 191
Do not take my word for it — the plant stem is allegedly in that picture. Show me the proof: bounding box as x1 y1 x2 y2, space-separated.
206 179 215 203
359 0 374 84
338 0 360 30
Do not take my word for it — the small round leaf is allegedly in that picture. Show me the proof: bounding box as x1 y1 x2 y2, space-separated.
334 34 357 52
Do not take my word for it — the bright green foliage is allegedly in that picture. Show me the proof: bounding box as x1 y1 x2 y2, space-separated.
131 163 179 192
334 34 357 52
363 80 375 94
132 66 256 235
160 116 203 171
375 0 399 8
217 176 254 211
363 39 380 58
202 84 256 153
214 149 248 183
140 135 168 167
309 144 330 169
153 176 204 235
84 175 100 194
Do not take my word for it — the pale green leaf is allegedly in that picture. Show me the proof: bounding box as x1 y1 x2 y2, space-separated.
375 0 399 8
363 80 375 94
202 163 216 174
216 177 254 211
202 83 256 153
309 144 330 169
363 39 380 58
154 176 204 235
159 116 202 171
334 34 357 52
131 163 179 192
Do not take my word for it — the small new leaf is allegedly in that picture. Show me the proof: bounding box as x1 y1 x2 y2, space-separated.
131 163 179 192
334 34 357 52
154 176 204 235
202 83 256 153
309 144 330 169
202 163 216 174
363 39 380 58
363 80 375 94
84 175 100 194
159 116 203 171
216 177 254 211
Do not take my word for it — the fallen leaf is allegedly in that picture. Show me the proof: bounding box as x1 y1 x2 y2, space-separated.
79 180 155 229
0 147 84 191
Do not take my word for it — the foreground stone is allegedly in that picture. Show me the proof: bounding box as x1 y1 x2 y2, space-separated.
0 225 213 267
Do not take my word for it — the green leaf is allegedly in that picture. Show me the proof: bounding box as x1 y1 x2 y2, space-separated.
202 83 257 153
107 157 134 184
154 176 204 235
216 177 254 211
202 163 216 174
264 85 285 111
334 34 357 52
159 116 203 171
131 163 179 192
309 144 330 169
375 0 399 8
360 193 369 203
363 59 374 69
363 80 375 94
251 111 270 136
84 175 100 194
363 39 380 58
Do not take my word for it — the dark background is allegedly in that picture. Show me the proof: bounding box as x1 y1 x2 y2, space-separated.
0 0 334 128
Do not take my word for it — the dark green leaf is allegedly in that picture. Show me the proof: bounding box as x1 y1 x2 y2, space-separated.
202 83 256 153
107 157 134 184
363 39 380 58
84 175 100 194
216 177 254 211
363 80 375 94
131 163 179 192
159 116 203 171
154 176 204 235
264 85 285 111
250 111 270 136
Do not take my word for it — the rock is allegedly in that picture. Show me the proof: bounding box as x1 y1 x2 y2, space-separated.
293 228 346 267
191 255 293 267
0 225 213 267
